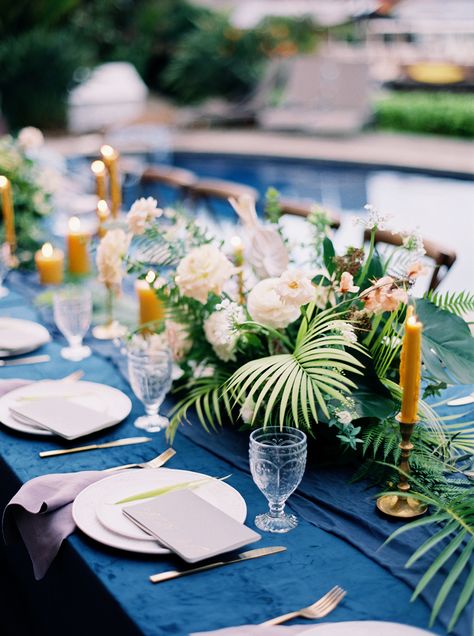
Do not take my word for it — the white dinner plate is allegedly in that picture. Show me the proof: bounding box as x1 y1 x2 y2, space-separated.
73 468 247 555
303 621 435 635
0 317 50 357
0 380 131 436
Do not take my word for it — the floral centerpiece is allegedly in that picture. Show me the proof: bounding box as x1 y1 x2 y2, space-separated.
0 128 52 263
97 192 474 631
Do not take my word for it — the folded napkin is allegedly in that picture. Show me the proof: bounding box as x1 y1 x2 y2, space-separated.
3 469 104 579
192 627 308 635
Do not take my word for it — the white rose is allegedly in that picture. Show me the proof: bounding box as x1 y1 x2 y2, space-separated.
336 410 353 426
175 244 235 304
277 269 315 306
96 229 130 288
240 395 255 424
18 126 44 151
247 278 300 329
204 310 240 361
127 197 162 235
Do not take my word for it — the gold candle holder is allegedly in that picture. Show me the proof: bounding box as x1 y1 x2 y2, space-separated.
376 413 427 519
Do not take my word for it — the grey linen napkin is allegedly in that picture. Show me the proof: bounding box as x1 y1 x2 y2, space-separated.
1 378 106 579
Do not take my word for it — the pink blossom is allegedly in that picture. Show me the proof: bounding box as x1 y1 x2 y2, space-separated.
339 271 359 294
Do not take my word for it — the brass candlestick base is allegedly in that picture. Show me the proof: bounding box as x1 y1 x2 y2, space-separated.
376 414 427 519
92 320 126 340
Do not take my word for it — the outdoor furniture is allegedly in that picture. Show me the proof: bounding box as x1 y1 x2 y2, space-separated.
141 165 197 200
258 54 372 135
279 197 341 229
364 228 457 291
188 178 258 205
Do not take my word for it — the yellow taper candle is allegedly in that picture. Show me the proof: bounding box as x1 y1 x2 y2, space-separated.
97 199 110 238
399 305 414 389
91 160 107 201
0 176 16 252
400 315 422 423
67 216 90 275
136 271 165 329
100 145 121 218
35 242 64 285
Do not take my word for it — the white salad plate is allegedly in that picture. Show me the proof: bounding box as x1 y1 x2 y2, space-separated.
0 317 50 357
0 380 131 436
303 621 435 635
73 468 247 555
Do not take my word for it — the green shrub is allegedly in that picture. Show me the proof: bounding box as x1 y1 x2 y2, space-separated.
0 30 86 130
375 91 474 138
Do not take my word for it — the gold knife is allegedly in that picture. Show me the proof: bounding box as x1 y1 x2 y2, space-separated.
39 436 152 458
149 546 286 584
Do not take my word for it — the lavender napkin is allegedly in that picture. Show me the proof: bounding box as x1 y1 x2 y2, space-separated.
1 378 106 579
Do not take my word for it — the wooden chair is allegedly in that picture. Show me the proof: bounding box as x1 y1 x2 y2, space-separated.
279 197 341 229
363 229 457 291
188 178 259 205
141 165 197 199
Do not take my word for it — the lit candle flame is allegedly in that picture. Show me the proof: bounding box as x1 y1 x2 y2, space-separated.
69 216 81 232
230 235 242 249
97 200 109 215
41 242 53 258
407 315 418 327
0 176 8 189
100 144 116 160
145 270 156 285
91 160 106 175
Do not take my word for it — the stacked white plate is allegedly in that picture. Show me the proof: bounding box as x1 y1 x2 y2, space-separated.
303 623 435 635
72 468 247 554
0 317 50 357
0 380 131 436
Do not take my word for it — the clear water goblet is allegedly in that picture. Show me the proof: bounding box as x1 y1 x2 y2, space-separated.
53 287 92 361
0 243 14 298
127 347 172 432
249 426 307 533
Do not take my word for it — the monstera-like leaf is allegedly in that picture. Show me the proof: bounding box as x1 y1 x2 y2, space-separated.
416 299 474 385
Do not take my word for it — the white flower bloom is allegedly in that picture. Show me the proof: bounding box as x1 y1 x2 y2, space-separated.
240 396 255 424
18 126 44 151
127 332 168 353
355 204 393 231
247 278 301 329
165 320 192 362
277 269 315 306
96 229 130 289
382 335 402 348
313 284 335 310
330 320 357 344
204 302 244 361
189 361 215 379
127 197 162 235
400 228 426 257
336 410 353 425
175 244 235 304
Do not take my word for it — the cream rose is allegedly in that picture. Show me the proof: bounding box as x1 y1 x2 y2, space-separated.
165 319 192 362
204 303 244 361
127 197 162 235
175 244 235 304
247 278 301 329
277 269 315 306
96 229 130 288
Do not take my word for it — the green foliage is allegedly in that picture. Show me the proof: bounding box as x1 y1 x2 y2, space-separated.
416 299 474 385
0 29 84 130
425 290 474 318
264 187 282 223
383 478 474 632
375 92 474 138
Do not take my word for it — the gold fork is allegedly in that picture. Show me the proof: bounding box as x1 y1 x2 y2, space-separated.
261 585 346 626
103 447 176 472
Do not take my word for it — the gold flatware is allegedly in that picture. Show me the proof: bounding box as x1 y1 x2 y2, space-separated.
149 546 286 584
39 436 152 458
59 370 84 383
0 354 50 367
103 447 176 472
261 585 346 626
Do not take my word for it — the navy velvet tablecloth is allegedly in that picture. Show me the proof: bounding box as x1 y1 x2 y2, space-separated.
0 279 472 636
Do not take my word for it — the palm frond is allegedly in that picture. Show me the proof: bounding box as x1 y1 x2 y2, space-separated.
382 475 474 632
226 309 366 430
424 290 474 318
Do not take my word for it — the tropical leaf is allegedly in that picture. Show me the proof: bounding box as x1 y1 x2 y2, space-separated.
425 290 474 318
382 476 474 632
226 308 366 429
416 299 474 385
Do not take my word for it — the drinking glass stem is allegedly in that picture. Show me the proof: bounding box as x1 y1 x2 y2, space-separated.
67 335 83 351
145 404 158 416
269 502 285 517
106 285 115 326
